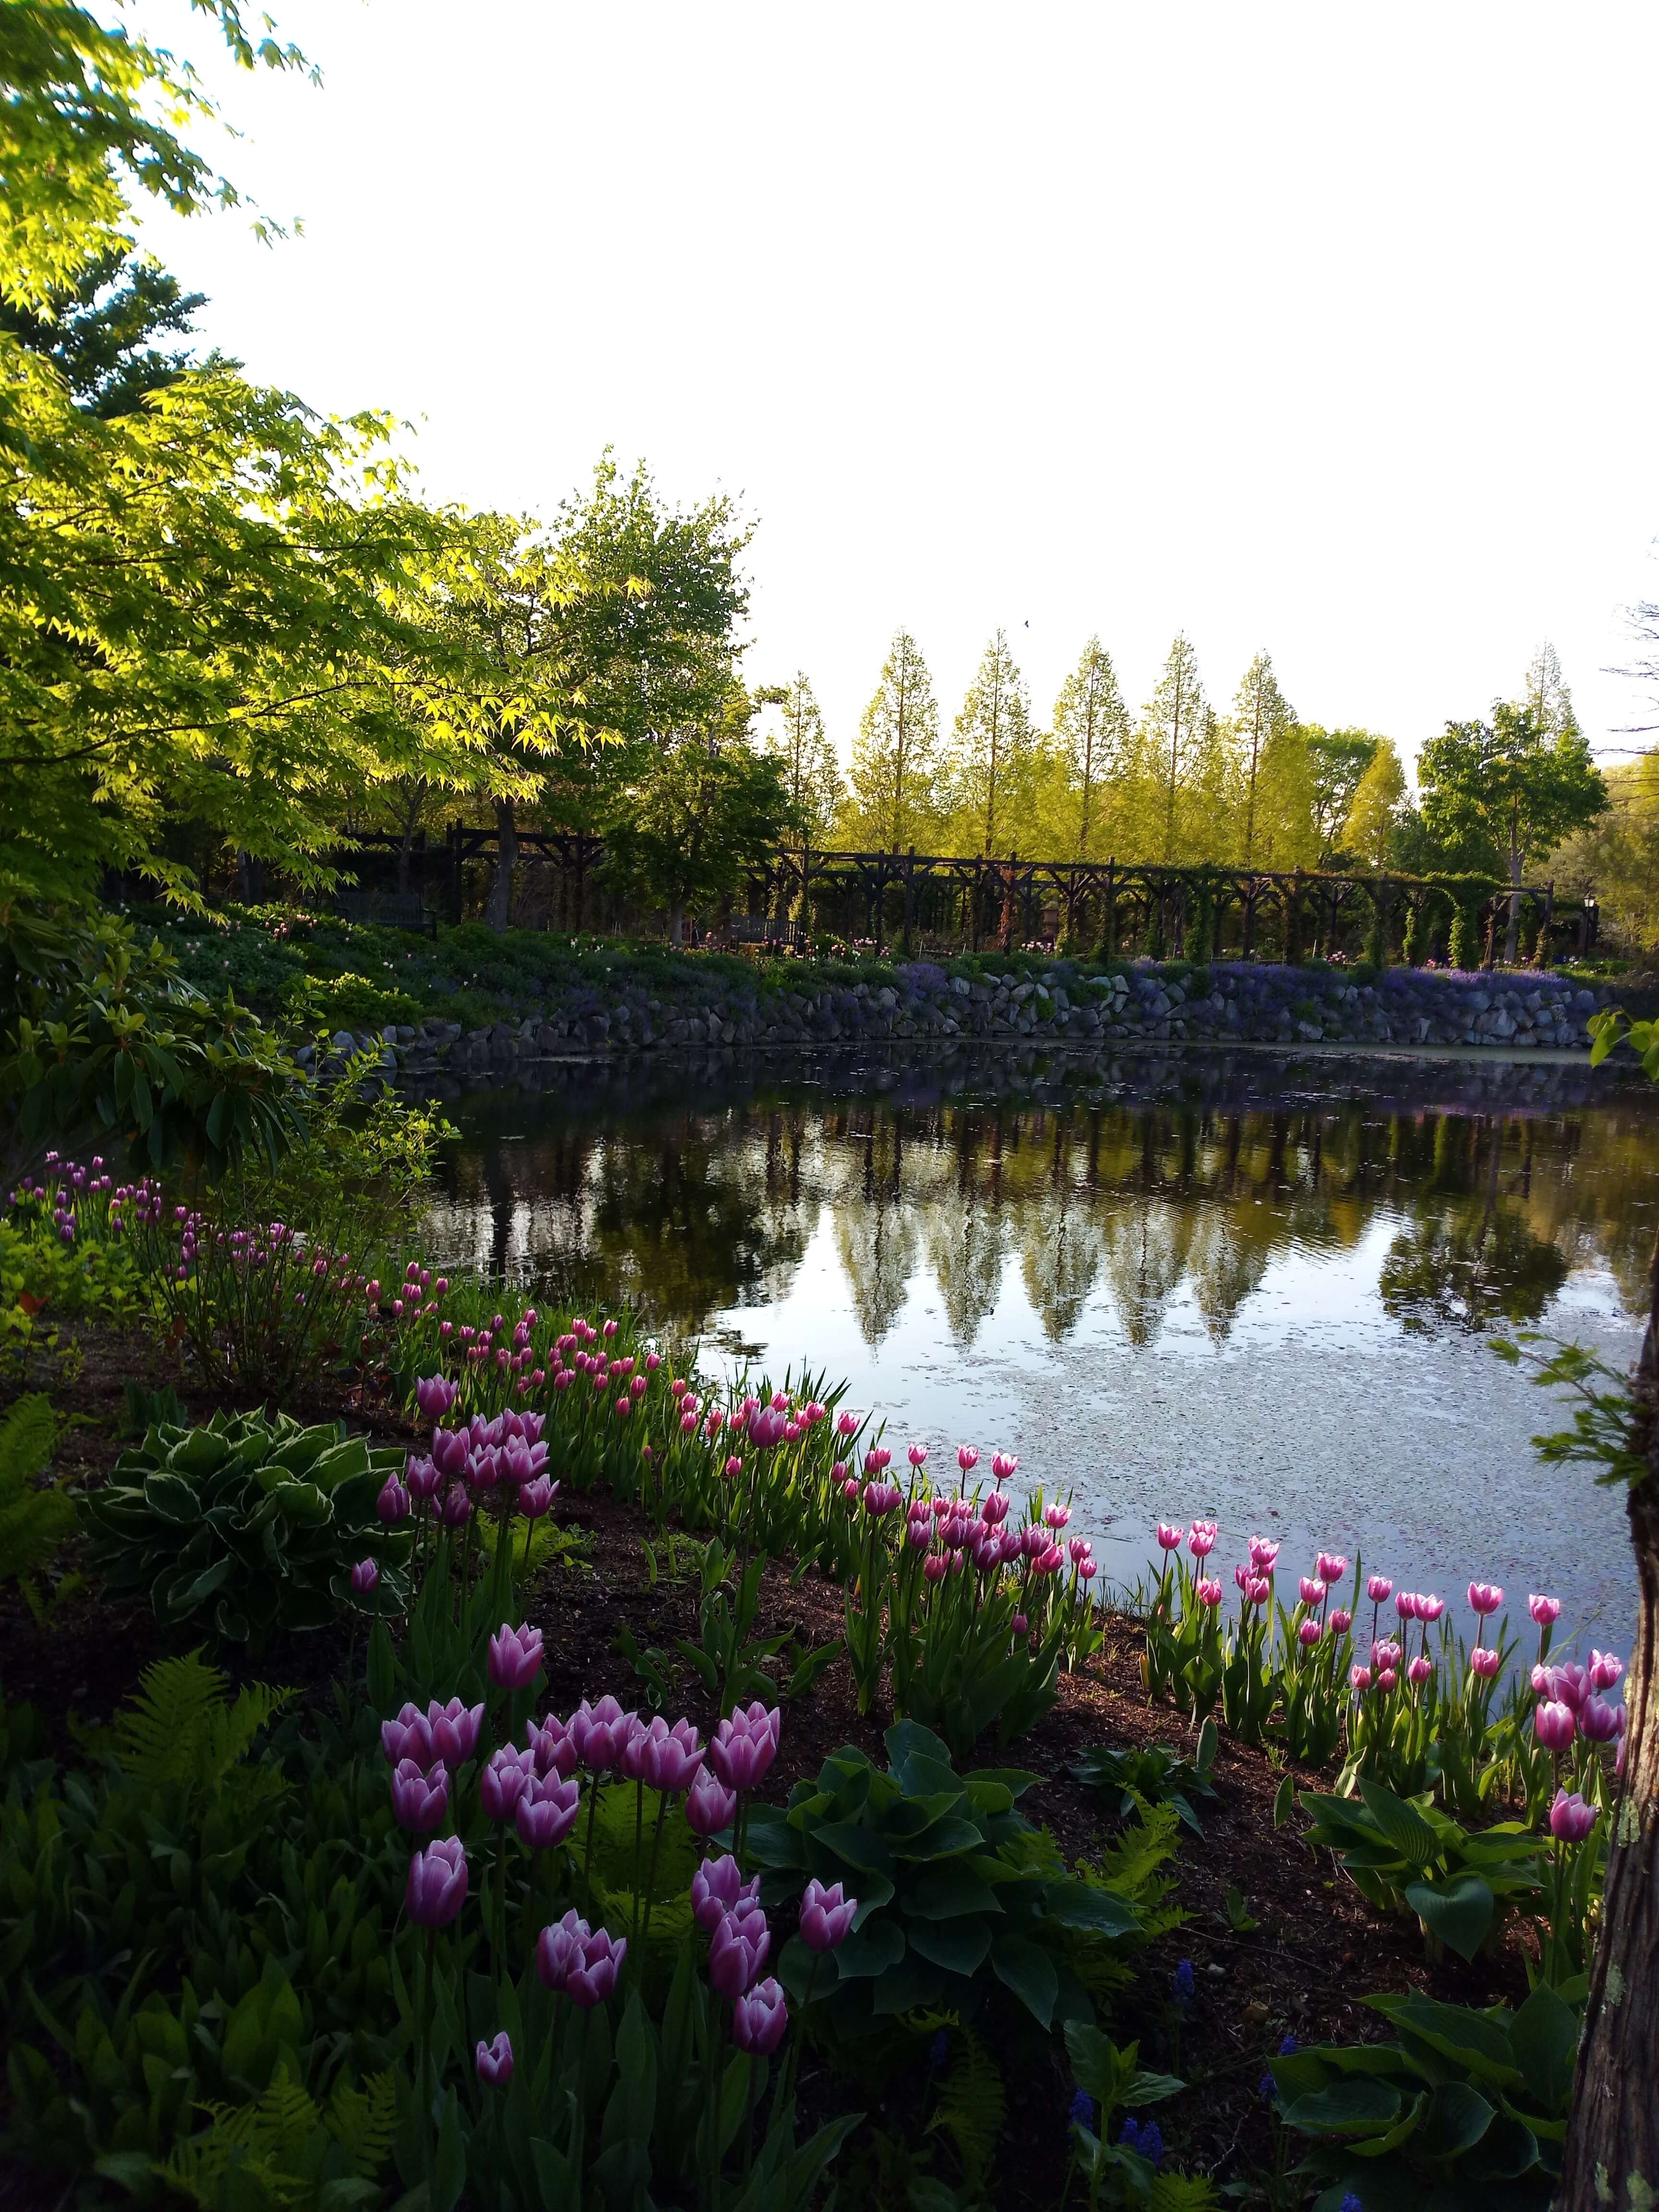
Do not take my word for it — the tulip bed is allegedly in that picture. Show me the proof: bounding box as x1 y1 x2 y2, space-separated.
0 1151 1627 2207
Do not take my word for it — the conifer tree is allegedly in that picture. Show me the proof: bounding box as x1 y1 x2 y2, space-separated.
759 671 842 838
1228 651 1297 864
947 630 1035 857
848 629 940 850
1136 634 1210 863
1051 638 1130 860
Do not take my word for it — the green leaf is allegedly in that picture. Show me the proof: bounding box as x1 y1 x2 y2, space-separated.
991 1934 1058 2027
834 1918 905 1980
1273 1772 1295 1827
1043 1880 1140 1938
141 1470 203 1525
905 1915 993 1978
1417 2080 1494 2160
1405 1875 1494 1962
1282 2079 1403 2136
1508 1982 1579 2116
907 1863 1005 1920
1357 1780 1442 1869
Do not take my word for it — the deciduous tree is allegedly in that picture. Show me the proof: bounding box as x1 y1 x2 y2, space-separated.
1227 651 1298 864
1051 638 1130 860
758 671 842 839
1134 634 1211 864
946 630 1035 857
1342 739 1408 869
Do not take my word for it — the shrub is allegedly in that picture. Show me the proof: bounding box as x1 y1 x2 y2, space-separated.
280 970 423 1033
0 1394 76 1621
81 1409 410 1650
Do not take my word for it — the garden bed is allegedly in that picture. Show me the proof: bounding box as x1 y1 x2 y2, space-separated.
0 1312 1542 2210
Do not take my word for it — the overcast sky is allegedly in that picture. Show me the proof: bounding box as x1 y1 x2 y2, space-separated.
134 1 1659 771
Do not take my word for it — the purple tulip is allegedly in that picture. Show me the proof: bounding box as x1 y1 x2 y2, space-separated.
692 1853 758 1933
416 1374 458 1422
624 1716 705 1793
376 1477 411 1526
1528 1593 1562 1626
732 1977 789 2055
1535 1699 1577 1752
1589 1649 1624 1692
1580 1695 1623 1744
405 1454 443 1503
529 1713 579 1779
431 1427 470 1479
709 1702 780 1792
1366 1575 1393 1603
709 1903 771 1997
1549 1789 1598 1844
537 1908 590 1991
568 1695 639 1774
799 1879 858 1953
488 1622 545 1691
521 1473 556 1520
349 1557 380 1595
685 1769 737 1838
428 1698 484 1766
475 2030 513 2086
567 1926 627 2009
1469 1646 1501 1680
1468 1582 1503 1617
391 1756 450 1833
516 1771 581 1850
481 1745 534 1822
405 1836 468 1927
439 1485 473 1528
381 1703 436 1769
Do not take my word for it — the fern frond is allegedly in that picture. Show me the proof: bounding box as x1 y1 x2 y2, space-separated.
1150 2173 1219 2211
112 1652 294 1803
0 1394 56 1486
0 1393 73 1604
926 2025 1005 2194
325 2069 397 2181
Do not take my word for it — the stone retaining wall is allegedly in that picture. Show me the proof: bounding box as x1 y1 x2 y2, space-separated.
291 959 1617 1081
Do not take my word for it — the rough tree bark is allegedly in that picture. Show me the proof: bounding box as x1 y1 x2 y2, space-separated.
1558 1233 1659 2209
484 799 517 934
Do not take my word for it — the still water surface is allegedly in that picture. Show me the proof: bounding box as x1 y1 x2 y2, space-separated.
427 1045 1659 1653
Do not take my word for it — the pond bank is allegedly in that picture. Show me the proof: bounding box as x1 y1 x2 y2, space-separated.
296 958 1622 1083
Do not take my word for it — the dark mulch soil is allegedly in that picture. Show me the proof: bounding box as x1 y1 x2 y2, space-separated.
0 1325 1537 2209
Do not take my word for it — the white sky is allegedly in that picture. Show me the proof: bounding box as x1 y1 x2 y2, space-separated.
133 0 1659 772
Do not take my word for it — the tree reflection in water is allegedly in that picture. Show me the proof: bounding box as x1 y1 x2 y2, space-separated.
428 1051 1659 1351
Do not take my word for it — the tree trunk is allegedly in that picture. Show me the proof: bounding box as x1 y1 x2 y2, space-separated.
1558 1240 1659 2207
668 899 684 947
1503 835 1523 967
484 800 517 934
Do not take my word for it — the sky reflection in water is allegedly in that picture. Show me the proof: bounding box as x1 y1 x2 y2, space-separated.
428 1045 1659 1654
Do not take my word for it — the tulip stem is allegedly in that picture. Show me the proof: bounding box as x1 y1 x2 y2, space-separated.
742 2051 759 2184
418 1923 437 2195
582 1776 602 1905
638 1792 670 1956
632 1777 645 1944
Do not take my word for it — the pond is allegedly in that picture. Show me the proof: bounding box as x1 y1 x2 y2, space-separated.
424 1043 1659 1657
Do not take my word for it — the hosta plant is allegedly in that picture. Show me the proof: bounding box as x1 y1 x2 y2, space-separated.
1270 1983 1581 2210
745 1720 1155 2044
1298 1779 1543 1963
82 1410 411 1650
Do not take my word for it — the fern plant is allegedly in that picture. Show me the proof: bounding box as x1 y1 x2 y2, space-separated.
113 1651 295 1811
0 1391 76 1621
924 2022 1006 2199
161 2063 397 2210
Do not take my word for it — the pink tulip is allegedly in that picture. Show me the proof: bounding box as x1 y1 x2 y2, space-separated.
1396 1591 1420 1621
475 2031 513 2087
1248 1536 1280 1570
709 1903 771 1997
567 1926 627 2008
428 1698 484 1766
863 1481 902 1517
1407 1655 1432 1687
1011 1612 1028 1634
710 1702 781 1792
481 1746 535 1820
1157 1523 1182 1552
1467 1582 1503 1617
908 1443 928 1468
1418 1595 1445 1624
1234 1563 1251 1592
1298 1619 1323 1647
1589 1649 1623 1692
1469 1646 1502 1680
1195 1578 1223 1608
1316 1552 1348 1585
1189 1520 1218 1559
1535 1699 1577 1751
685 1769 738 1838
1550 1790 1598 1844
569 1696 639 1773
922 1553 949 1583
391 1757 449 1833
957 1445 979 1473
1527 1594 1562 1626
1244 1575 1272 1607
1377 1666 1398 1691
799 1878 858 1952
1366 1575 1393 1604
1539 1661 1589 1712
991 1452 1019 1480
692 1853 758 1933
381 1704 436 1770
1046 1503 1072 1530
1298 1576 1322 1606
732 1975 789 2055
488 1623 544 1691
982 1492 1011 1527
516 1772 581 1850
1372 1639 1402 1669
405 1836 468 1927
1328 1609 1353 1636
836 1410 859 1436
1350 1665 1373 1691
1579 1695 1623 1744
